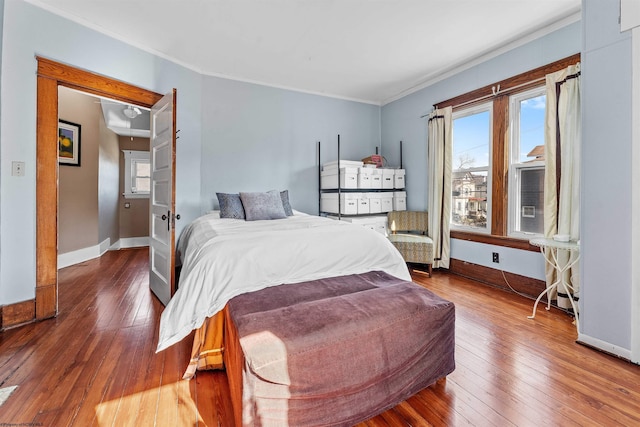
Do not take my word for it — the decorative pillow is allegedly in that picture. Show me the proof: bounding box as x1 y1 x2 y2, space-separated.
240 190 287 221
280 190 294 216
216 193 245 219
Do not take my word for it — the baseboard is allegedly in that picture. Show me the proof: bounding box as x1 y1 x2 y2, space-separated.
577 333 634 362
449 258 636 364
110 237 149 250
449 258 547 300
99 238 111 255
0 299 35 330
58 238 110 269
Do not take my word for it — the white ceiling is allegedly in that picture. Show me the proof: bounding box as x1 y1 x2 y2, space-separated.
28 0 581 105
99 99 151 138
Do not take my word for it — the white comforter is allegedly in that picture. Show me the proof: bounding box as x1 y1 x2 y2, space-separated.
156 212 410 352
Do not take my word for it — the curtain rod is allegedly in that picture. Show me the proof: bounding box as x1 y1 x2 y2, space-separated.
420 75 547 118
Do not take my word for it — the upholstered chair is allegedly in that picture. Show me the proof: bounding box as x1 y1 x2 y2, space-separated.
387 211 434 277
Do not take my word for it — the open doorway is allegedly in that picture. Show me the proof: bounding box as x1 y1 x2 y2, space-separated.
35 57 164 321
57 87 151 268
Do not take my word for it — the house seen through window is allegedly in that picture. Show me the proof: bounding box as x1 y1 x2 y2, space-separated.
451 89 546 237
509 87 546 236
452 102 492 232
439 55 578 243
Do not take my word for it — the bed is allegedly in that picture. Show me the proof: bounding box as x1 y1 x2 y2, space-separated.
157 206 455 426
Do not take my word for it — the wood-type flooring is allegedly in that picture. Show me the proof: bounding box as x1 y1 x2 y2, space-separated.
0 248 638 426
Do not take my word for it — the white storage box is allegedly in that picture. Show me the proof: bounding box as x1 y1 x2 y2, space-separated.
320 192 359 215
357 195 370 214
321 167 359 189
367 193 382 214
370 169 383 189
393 191 407 211
323 160 364 170
381 193 394 212
381 169 395 189
357 167 372 189
332 215 388 236
394 169 406 189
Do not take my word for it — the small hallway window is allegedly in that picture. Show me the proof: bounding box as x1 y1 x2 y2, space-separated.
123 150 150 198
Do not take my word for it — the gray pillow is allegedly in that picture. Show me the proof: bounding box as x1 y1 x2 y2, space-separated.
240 190 287 221
280 190 293 216
216 192 245 219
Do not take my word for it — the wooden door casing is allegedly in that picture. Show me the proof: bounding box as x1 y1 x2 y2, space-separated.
34 57 163 322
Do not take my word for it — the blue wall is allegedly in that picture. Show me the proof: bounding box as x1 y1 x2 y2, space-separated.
581 0 633 352
0 0 381 306
380 21 581 279
2 0 633 360
0 0 204 304
199 76 381 215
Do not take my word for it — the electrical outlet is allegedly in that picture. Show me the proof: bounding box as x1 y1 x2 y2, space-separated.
492 252 500 263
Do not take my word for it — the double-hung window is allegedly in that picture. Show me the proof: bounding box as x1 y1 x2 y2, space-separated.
452 102 492 233
508 87 546 237
123 150 150 199
439 54 578 246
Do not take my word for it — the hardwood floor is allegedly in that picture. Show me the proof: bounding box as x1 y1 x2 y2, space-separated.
1 248 639 426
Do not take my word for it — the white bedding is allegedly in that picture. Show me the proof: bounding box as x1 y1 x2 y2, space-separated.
156 212 410 352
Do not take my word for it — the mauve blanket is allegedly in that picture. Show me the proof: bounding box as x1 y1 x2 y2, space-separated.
228 271 456 427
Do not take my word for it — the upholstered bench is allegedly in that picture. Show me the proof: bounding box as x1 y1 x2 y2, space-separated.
387 211 434 276
227 271 455 426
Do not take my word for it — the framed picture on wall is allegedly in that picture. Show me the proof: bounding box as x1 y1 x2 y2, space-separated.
58 119 81 166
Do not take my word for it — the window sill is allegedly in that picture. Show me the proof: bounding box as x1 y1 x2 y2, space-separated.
123 193 150 200
450 230 539 252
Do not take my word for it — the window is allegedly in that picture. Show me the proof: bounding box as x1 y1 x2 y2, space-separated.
437 54 579 247
123 150 150 199
509 88 546 237
452 102 492 232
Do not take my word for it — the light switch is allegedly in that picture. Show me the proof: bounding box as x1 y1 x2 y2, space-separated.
12 161 25 177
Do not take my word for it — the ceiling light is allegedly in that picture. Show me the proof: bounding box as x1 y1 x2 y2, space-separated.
123 105 141 119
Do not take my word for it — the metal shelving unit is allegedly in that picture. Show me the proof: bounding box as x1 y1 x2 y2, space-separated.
318 135 404 219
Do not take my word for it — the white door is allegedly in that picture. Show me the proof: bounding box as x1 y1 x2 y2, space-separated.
149 90 177 305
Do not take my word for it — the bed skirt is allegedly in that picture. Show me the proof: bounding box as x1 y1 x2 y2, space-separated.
183 310 225 379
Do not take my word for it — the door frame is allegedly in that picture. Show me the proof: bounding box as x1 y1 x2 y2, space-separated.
36 57 163 320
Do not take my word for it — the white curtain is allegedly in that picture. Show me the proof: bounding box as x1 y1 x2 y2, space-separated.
427 107 453 269
543 63 581 310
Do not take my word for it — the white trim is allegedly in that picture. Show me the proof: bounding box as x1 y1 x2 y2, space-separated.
621 0 640 32
122 150 150 199
578 333 632 362
631 26 640 364
382 10 581 105
110 237 149 250
22 0 379 106
58 238 110 269
108 127 150 139
24 0 579 107
123 193 149 199
99 238 111 255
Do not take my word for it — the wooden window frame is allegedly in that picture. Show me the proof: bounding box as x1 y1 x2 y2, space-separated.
437 53 580 252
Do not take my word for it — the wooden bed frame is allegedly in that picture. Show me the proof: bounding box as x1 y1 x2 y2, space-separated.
223 305 244 427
